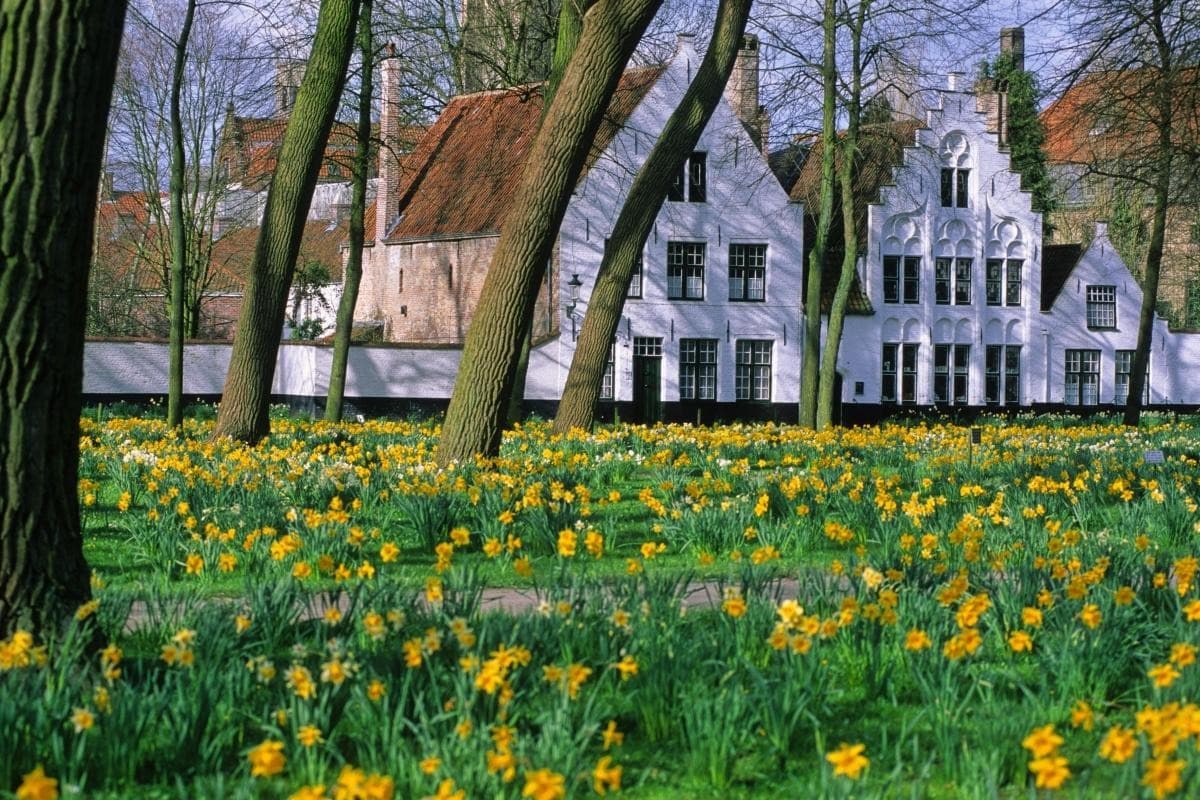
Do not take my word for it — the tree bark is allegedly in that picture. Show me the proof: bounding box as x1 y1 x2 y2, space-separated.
817 0 869 430
505 0 594 426
168 0 198 428
1124 23 1175 427
552 0 754 434
213 0 361 442
0 0 128 636
435 0 662 465
798 0 837 429
326 0 374 423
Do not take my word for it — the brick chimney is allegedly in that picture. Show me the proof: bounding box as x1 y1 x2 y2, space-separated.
974 26 1024 148
376 43 400 243
724 34 769 153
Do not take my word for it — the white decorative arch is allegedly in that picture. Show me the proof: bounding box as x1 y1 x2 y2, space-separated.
902 318 922 342
987 218 1027 260
883 213 923 256
940 131 972 168
934 218 976 258
984 319 1004 344
954 319 973 344
1005 320 1024 344
933 318 954 342
882 317 902 341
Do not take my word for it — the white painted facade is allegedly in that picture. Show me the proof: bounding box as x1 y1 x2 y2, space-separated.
833 82 1200 410
545 36 806 409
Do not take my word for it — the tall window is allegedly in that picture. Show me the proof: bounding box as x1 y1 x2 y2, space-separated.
940 167 969 208
1065 349 1100 405
669 152 707 202
882 343 919 404
600 342 616 400
667 242 705 300
679 339 718 400
986 259 1022 306
935 257 973 305
934 344 970 404
735 340 772 401
883 255 921 304
728 244 766 301
627 250 643 298
1086 285 1117 329
986 345 1022 404
1114 350 1149 404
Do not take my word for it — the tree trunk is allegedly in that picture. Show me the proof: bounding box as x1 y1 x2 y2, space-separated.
168 0 198 429
1123 79 1173 426
817 0 869 431
505 0 594 426
0 0 128 636
213 0 361 442
799 0 837 429
435 0 662 465
326 0 374 423
552 0 754 434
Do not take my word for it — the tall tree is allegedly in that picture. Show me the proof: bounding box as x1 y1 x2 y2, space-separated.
504 0 592 426
798 0 837 429
434 0 663 465
167 0 198 427
325 0 375 423
1056 0 1198 426
213 0 362 442
0 0 128 635
816 0 869 430
552 0 755 434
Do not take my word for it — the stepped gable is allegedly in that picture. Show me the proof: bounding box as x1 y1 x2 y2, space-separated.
382 66 665 243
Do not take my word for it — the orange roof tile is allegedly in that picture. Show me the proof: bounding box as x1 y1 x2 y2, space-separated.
383 66 664 242
1041 67 1200 165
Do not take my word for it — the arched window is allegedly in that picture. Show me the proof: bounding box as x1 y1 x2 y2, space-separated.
986 219 1026 307
934 219 975 305
939 132 972 208
882 214 923 304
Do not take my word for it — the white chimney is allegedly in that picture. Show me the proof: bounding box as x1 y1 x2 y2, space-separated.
947 72 963 91
1095 220 1109 239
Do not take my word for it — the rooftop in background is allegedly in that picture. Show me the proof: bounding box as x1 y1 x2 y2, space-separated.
380 66 665 243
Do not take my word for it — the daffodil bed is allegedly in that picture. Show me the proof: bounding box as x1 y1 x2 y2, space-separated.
4 412 1200 799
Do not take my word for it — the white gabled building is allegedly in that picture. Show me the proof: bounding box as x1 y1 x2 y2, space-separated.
542 34 805 422
360 33 806 422
788 59 1200 416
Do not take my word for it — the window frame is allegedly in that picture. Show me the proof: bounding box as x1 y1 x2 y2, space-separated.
883 342 918 404
599 342 616 400
735 340 772 401
940 167 969 208
1065 349 1101 406
679 338 718 401
728 243 767 302
668 152 707 203
666 241 705 301
884 255 921 304
1086 285 1117 330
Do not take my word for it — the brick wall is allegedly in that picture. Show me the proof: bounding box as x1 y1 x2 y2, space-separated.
355 234 558 344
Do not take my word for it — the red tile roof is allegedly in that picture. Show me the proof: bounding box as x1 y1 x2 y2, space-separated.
220 116 423 189
1041 67 1200 165
382 66 665 242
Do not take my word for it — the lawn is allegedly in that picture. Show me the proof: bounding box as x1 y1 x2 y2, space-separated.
3 410 1199 798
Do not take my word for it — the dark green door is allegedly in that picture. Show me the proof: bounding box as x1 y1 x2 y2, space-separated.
633 355 661 424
